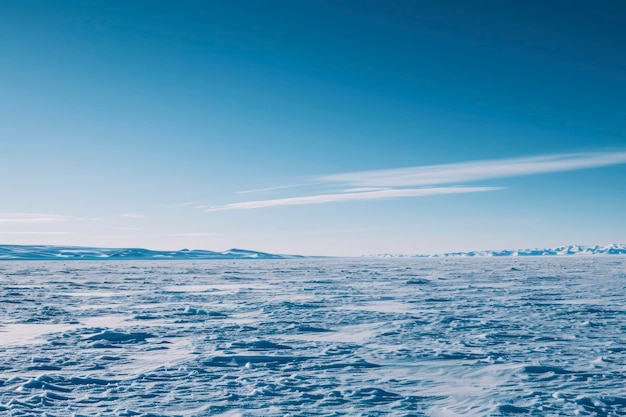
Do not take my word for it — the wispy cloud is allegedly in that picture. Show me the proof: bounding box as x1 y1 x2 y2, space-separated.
160 232 218 237
0 213 77 224
205 186 501 212
157 202 200 208
200 151 626 212
320 152 626 187
0 231 74 235
122 212 145 218
235 184 303 194
341 187 390 193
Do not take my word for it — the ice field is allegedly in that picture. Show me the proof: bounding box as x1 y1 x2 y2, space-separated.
1 257 625 416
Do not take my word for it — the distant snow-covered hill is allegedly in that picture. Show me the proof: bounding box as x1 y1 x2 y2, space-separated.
0 245 302 260
373 244 626 258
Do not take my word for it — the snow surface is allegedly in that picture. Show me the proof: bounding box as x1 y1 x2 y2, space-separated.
0 258 625 416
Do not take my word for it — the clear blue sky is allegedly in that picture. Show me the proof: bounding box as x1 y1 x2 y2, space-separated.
1 1 625 255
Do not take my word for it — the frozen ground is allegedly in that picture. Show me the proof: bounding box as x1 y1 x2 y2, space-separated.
0 258 624 416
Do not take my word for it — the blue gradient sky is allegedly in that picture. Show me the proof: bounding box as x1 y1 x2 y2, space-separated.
1 1 625 255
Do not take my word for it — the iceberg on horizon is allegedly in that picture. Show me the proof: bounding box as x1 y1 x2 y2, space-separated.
0 245 303 260
372 244 626 258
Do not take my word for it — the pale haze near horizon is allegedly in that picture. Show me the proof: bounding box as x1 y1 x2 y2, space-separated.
1 1 625 256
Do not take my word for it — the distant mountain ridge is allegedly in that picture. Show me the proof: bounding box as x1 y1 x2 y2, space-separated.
374 244 626 258
0 245 302 260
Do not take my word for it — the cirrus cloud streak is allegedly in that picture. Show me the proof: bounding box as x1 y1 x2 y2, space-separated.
201 151 626 212
204 186 501 212
320 152 626 187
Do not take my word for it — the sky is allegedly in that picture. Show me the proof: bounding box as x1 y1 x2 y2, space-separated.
1 0 625 256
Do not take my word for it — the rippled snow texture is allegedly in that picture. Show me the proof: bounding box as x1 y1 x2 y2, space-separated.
1 258 625 416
